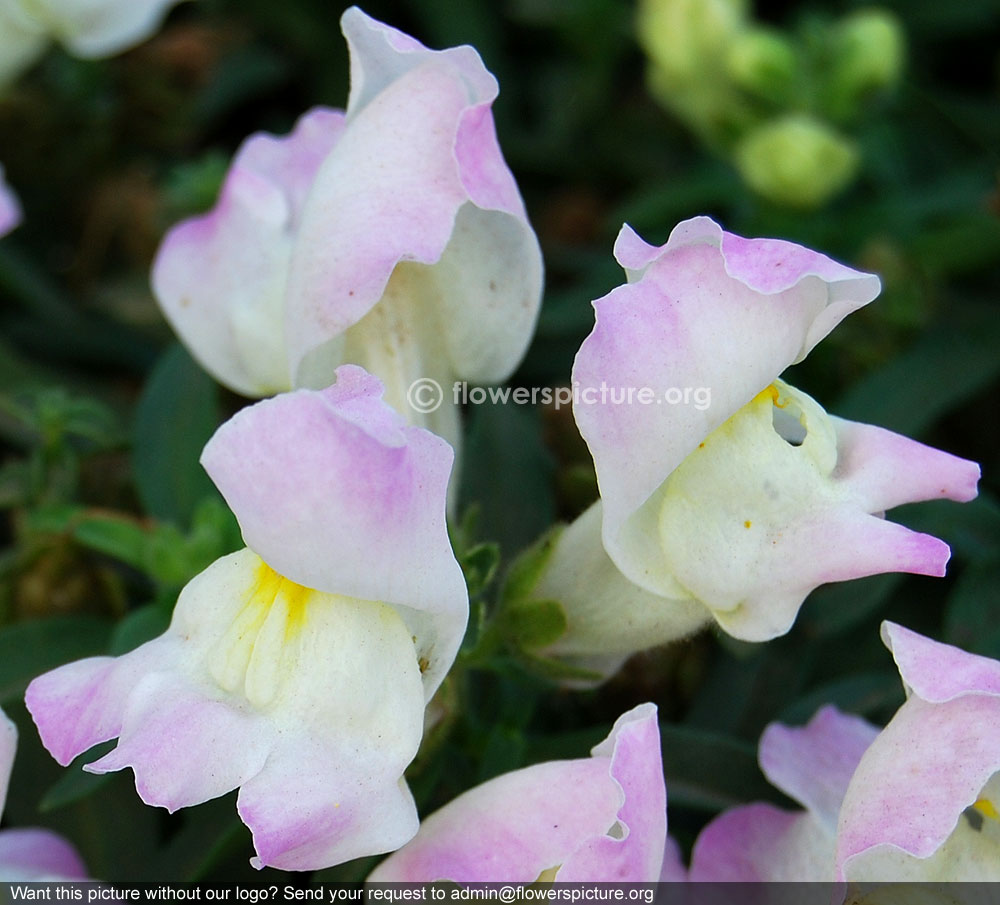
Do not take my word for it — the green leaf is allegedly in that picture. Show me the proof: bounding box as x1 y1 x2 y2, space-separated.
835 302 1000 437
459 403 556 558
778 671 903 726
109 604 172 656
500 525 563 606
512 652 603 683
659 722 783 812
39 741 115 812
460 542 501 599
477 724 527 784
133 344 220 527
945 561 1000 659
146 794 250 881
72 515 148 572
894 493 1000 563
0 616 112 703
797 573 903 638
504 598 568 650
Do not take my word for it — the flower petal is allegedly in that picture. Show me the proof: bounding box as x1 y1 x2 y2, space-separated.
759 706 878 832
42 0 190 58
0 828 89 881
574 219 880 595
651 382 953 640
832 420 980 512
31 546 429 872
237 575 425 871
836 694 1000 878
26 645 176 768
534 502 709 668
881 621 1000 702
368 758 619 882
84 672 273 813
341 7 497 121
690 804 831 881
0 8 47 87
152 108 345 396
658 836 687 882
559 703 667 881
286 29 540 389
370 704 664 883
200 366 467 696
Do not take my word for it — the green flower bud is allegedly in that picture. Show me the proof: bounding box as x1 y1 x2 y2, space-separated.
826 8 906 121
637 0 748 82
726 27 799 105
735 114 859 207
637 0 753 146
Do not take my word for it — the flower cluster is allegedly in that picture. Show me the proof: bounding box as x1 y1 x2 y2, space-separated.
636 0 905 206
13 1 989 885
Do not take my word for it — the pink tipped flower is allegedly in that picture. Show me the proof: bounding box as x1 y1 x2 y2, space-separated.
836 623 1000 881
0 0 189 86
152 7 543 448
0 708 88 881
369 704 671 882
26 365 468 872
0 165 21 237
689 705 879 881
543 216 979 662
690 625 1000 883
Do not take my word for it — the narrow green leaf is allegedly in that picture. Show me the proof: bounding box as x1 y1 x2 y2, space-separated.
500 526 563 606
133 344 220 527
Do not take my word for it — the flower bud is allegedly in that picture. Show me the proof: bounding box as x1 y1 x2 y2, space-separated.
735 114 859 207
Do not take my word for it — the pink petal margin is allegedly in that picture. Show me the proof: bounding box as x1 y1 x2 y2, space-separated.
369 703 667 882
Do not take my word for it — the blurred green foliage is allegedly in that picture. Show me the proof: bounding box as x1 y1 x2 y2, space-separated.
0 0 997 882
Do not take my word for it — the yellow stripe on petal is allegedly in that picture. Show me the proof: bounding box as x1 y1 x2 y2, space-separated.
209 560 317 708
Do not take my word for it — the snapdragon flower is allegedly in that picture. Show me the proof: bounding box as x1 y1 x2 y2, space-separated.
528 216 978 674
369 704 676 882
152 7 542 449
689 704 878 881
0 707 88 881
690 624 1000 882
26 366 468 871
0 0 188 86
836 623 1000 881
